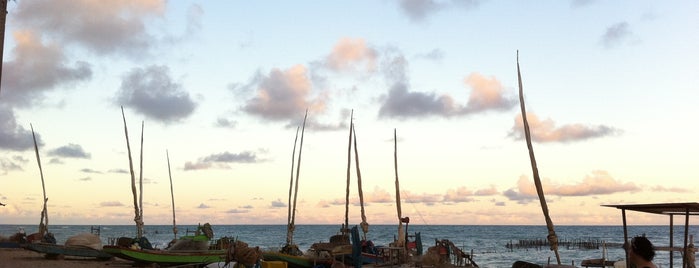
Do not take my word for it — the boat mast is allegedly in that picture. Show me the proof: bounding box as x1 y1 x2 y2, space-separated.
166 150 177 240
286 126 299 245
122 107 143 238
516 51 561 264
31 124 49 237
394 129 405 247
352 125 369 240
0 0 7 95
344 110 353 234
287 109 308 246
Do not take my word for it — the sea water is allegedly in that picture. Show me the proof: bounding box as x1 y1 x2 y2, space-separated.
2 224 697 267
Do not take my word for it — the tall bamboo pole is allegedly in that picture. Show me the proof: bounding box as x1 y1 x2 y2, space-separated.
344 110 353 232
517 51 560 264
286 126 299 246
353 125 368 240
138 121 144 236
121 106 142 238
0 0 7 95
394 128 404 247
30 124 48 236
289 109 308 246
166 150 177 240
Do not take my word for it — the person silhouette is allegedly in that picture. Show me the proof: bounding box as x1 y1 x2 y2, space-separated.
627 236 657 268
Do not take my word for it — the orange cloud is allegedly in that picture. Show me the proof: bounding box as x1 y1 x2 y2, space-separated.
325 38 377 72
510 112 621 143
244 65 327 120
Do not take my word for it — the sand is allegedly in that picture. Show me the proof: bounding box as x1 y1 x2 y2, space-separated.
0 248 133 268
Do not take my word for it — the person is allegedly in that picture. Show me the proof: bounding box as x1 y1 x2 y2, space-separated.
626 235 657 268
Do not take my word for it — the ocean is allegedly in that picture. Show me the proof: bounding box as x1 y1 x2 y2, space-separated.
2 224 697 267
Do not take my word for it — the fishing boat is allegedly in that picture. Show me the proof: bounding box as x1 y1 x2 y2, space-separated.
22 242 113 260
21 227 113 261
263 111 334 268
102 245 227 265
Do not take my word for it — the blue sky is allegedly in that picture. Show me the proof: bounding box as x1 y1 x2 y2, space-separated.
0 0 698 226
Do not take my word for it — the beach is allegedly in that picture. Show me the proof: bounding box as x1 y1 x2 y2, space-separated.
0 248 131 268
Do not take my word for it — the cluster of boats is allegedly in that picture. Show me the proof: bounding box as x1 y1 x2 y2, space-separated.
0 222 480 268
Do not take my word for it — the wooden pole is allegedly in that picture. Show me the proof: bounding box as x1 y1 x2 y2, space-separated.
289 109 308 245
121 107 141 238
286 126 299 246
137 121 144 237
30 124 48 236
353 124 368 240
166 150 177 240
0 0 7 95
517 51 560 264
344 110 353 232
394 128 404 247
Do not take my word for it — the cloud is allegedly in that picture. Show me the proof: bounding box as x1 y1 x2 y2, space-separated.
600 22 633 49
116 65 197 123
48 143 91 159
443 187 476 203
505 172 641 203
226 208 249 214
271 199 286 208
397 0 443 22
197 203 210 209
0 157 23 175
80 168 102 174
378 83 460 119
109 168 128 174
14 0 166 57
184 151 260 171
475 185 499 196
215 117 238 128
243 65 327 121
324 38 377 73
202 151 258 163
100 201 124 207
0 106 41 151
78 177 92 181
183 161 213 171
549 171 640 196
397 0 481 22
366 187 393 203
649 186 692 193
378 72 516 119
414 49 445 62
509 112 621 143
1 31 92 108
570 0 595 8
462 73 517 113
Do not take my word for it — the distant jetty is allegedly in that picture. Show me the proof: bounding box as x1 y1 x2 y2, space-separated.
506 238 623 251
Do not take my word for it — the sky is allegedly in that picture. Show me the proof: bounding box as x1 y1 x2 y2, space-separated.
0 0 698 227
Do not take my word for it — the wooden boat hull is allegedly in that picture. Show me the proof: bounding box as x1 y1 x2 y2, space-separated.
22 242 113 260
102 245 226 265
262 251 333 268
0 242 21 248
